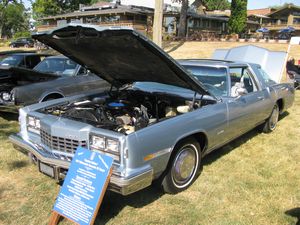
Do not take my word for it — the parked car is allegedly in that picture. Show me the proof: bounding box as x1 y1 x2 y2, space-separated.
0 55 109 112
0 50 37 62
0 52 47 68
10 25 295 196
9 38 34 48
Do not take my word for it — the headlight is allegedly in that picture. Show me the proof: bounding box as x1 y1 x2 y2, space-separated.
27 116 41 134
90 135 120 161
106 139 119 153
0 91 12 101
90 136 105 150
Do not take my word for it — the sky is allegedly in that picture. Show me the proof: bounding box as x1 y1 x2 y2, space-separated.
23 0 300 10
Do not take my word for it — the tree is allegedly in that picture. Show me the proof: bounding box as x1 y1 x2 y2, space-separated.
32 0 60 19
32 0 101 19
0 0 30 38
173 0 189 39
228 0 247 34
202 0 230 11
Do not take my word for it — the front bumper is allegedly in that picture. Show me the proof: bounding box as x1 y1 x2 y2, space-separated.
9 133 153 196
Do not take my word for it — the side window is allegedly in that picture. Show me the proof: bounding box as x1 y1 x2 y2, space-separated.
26 56 41 69
19 56 26 67
229 67 258 97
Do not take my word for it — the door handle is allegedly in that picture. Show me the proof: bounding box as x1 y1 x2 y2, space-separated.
257 96 264 101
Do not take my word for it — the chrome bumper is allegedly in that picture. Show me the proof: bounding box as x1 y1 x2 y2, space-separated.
9 133 153 196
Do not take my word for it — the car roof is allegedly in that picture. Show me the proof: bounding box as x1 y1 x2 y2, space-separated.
178 59 259 68
178 59 249 67
46 55 68 59
7 52 50 56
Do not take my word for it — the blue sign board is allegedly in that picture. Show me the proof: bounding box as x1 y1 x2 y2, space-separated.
53 147 113 225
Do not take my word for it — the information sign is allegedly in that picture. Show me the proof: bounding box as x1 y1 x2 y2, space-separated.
50 147 113 225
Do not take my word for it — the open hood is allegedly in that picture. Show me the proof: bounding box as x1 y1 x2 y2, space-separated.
32 24 210 96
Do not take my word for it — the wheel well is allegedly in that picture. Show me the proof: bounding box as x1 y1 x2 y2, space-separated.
277 99 284 113
42 93 64 102
192 132 208 152
175 132 208 153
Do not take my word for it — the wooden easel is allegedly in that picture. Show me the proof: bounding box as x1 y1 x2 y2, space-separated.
48 168 113 225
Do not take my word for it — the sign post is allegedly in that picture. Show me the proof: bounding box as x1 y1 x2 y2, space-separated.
49 147 114 225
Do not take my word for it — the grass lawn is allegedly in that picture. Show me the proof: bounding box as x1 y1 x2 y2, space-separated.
0 42 299 225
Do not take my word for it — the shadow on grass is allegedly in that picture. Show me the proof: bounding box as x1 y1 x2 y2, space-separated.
95 186 163 224
0 112 18 140
7 160 28 171
279 111 289 120
285 208 300 225
165 41 185 54
0 112 18 121
202 129 260 166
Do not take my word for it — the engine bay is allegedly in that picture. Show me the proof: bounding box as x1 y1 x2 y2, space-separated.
39 89 216 135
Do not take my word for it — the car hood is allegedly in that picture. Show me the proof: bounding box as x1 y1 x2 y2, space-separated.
32 24 210 96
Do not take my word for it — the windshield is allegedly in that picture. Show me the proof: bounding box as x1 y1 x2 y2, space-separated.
184 65 228 96
34 58 77 75
0 55 23 66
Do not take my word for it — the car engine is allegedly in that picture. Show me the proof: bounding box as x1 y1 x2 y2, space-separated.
40 89 215 135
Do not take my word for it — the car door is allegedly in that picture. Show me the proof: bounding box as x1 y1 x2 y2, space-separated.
226 66 269 140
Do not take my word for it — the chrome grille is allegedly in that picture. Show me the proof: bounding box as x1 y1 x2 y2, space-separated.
40 129 87 154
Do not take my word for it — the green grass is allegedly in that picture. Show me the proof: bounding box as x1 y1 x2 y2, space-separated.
0 92 299 225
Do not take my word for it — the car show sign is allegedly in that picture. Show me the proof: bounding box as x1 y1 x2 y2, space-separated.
49 147 113 225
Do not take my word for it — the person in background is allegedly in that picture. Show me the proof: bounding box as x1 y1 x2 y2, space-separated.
286 57 300 88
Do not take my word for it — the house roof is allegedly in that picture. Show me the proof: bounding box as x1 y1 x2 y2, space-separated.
41 4 154 20
189 12 259 25
267 4 300 16
248 14 270 19
247 8 273 16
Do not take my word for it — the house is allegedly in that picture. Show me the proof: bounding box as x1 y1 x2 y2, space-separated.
261 4 300 36
37 1 153 35
36 1 259 38
247 8 275 26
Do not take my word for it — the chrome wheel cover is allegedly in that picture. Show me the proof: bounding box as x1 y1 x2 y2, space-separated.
171 144 199 188
270 106 279 130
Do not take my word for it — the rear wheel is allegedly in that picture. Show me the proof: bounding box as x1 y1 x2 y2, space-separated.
161 138 201 194
262 104 279 133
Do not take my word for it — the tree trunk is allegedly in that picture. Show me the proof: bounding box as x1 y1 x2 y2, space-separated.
177 0 188 39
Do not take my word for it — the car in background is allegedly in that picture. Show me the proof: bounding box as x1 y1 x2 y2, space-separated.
0 55 109 112
9 38 34 48
0 52 48 69
0 50 37 62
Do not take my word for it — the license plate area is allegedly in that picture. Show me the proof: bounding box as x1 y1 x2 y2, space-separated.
39 161 55 178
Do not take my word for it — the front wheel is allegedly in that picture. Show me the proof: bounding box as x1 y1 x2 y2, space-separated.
162 138 201 194
262 104 279 133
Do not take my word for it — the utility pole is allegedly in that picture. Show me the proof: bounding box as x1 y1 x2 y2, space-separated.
153 0 164 47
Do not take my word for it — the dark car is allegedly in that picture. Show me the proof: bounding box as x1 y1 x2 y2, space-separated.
9 38 34 48
0 52 47 69
0 55 109 112
0 50 36 62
